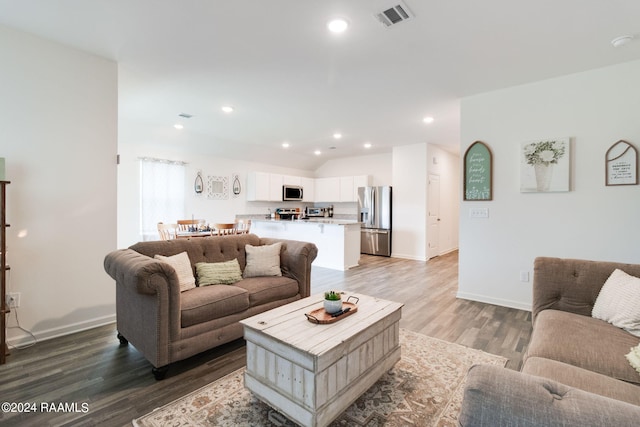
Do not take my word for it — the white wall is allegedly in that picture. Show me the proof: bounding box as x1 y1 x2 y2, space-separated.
459 60 640 311
0 25 118 343
391 143 460 261
392 143 428 260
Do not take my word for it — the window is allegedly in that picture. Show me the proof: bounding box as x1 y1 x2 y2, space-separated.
140 158 186 241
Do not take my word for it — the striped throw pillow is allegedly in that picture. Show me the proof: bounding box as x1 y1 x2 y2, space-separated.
196 259 243 286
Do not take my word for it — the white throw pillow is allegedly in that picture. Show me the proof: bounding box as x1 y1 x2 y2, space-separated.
155 251 196 292
243 243 283 278
592 269 640 337
626 343 640 376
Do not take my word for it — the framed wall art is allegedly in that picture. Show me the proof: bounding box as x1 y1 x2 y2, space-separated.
206 175 229 200
606 140 637 186
464 141 492 201
520 137 570 192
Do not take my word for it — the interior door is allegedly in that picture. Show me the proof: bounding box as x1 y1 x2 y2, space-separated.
427 174 440 259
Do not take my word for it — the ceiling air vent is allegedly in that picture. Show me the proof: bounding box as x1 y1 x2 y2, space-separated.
374 1 415 27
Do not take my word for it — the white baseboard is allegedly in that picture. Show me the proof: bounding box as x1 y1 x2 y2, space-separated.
438 247 458 256
456 291 532 312
391 253 427 261
390 247 458 262
6 314 116 348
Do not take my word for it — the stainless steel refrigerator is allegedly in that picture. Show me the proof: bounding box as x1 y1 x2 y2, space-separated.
358 186 392 256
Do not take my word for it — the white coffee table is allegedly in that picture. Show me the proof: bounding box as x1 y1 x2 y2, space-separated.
240 292 403 427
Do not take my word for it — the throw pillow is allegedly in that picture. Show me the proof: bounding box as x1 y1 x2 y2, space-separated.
154 251 196 292
626 343 640 376
592 269 640 337
195 259 243 286
243 242 283 278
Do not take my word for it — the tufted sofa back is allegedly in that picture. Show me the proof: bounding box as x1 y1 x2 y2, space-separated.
532 257 640 323
129 233 261 272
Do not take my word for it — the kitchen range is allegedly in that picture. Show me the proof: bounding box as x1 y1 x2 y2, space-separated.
273 206 334 220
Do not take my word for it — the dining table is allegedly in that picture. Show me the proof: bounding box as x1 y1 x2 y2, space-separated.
175 230 213 239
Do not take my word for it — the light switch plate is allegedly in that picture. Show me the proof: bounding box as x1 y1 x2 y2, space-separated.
469 208 489 218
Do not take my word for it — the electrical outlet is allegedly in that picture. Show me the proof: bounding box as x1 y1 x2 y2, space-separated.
519 271 530 282
6 292 20 308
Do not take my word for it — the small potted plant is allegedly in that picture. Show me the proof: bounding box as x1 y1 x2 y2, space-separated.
324 290 342 314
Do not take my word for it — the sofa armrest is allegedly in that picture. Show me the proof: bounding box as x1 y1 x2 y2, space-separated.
532 257 640 323
459 364 640 427
259 237 318 298
104 248 182 367
104 248 182 296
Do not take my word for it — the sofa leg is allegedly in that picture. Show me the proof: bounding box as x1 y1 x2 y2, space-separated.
152 365 169 381
116 332 128 346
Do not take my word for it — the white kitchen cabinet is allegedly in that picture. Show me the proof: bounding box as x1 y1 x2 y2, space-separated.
353 175 371 190
247 172 285 201
339 176 354 202
269 174 283 201
248 173 370 202
301 177 315 202
246 172 271 201
282 175 301 186
315 177 340 202
353 175 372 200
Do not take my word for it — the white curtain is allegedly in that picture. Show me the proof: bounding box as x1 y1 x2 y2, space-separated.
140 158 186 241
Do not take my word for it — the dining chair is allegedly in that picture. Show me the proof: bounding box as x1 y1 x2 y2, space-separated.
157 222 178 240
213 223 237 236
235 219 251 234
177 219 205 232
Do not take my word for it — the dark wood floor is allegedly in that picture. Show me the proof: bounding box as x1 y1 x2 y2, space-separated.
0 251 532 426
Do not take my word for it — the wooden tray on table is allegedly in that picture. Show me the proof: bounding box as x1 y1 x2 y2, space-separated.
305 296 359 324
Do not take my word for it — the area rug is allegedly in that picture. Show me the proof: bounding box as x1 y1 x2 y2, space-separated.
133 329 507 427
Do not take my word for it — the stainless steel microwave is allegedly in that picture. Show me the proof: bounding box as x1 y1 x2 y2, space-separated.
282 185 303 201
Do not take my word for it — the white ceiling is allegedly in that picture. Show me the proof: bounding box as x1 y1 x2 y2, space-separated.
1 0 640 170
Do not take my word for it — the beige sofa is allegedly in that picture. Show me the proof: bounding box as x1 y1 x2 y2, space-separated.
104 233 317 379
459 257 640 426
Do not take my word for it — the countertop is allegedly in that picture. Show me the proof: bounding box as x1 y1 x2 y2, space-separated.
252 218 361 226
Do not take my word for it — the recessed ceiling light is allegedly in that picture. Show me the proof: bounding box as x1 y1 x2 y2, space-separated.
364 142 372 149
611 35 634 47
327 18 349 33
333 132 342 139
174 124 184 129
423 116 434 124
314 150 322 156
282 142 290 148
221 105 234 113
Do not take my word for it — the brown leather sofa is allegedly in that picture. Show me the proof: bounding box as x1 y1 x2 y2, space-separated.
459 257 640 426
104 233 317 379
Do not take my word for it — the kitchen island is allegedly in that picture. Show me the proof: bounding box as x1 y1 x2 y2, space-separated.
252 218 361 271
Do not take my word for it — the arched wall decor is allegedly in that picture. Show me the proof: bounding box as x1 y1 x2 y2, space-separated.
606 140 638 186
464 141 493 201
